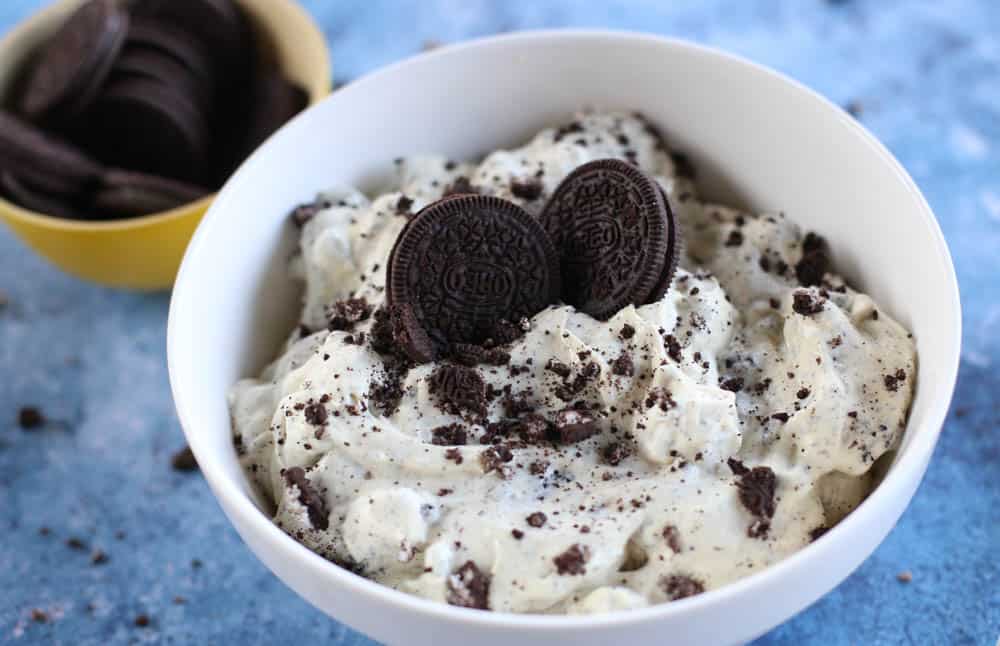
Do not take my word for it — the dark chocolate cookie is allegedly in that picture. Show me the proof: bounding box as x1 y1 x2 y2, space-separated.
0 172 86 219
131 0 252 86
645 187 683 303
387 195 560 363
242 72 309 158
111 47 212 117
83 76 210 183
540 159 670 320
123 19 217 102
17 0 129 122
92 169 209 217
0 109 103 196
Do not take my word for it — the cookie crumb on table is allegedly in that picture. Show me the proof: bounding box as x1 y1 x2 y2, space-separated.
171 446 199 472
17 406 45 430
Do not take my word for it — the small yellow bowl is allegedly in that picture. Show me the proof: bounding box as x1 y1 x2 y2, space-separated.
0 0 331 290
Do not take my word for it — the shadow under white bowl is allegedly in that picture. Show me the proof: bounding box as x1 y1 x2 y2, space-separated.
167 30 961 646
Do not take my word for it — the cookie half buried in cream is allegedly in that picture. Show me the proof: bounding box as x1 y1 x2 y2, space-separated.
229 112 916 614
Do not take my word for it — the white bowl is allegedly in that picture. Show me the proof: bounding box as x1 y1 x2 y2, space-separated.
167 30 961 646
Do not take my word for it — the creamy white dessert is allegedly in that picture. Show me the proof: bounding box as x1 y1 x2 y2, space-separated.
229 112 916 614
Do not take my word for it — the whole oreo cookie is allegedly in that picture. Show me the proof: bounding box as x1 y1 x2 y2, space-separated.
111 47 213 117
540 159 671 320
84 76 210 183
93 169 209 217
123 19 218 102
387 195 560 363
645 187 683 302
1 172 86 220
131 0 252 87
0 109 103 196
242 71 309 159
17 0 129 123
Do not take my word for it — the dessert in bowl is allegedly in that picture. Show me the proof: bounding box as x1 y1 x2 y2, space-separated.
168 31 960 646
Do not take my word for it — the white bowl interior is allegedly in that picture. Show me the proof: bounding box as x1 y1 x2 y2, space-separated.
168 31 960 646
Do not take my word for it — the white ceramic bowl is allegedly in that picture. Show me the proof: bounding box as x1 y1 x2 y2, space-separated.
168 31 961 646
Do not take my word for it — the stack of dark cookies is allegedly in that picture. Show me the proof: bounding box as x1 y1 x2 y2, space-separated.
383 158 683 364
0 0 308 219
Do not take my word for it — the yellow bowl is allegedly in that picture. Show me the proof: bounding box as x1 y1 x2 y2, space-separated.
0 0 331 290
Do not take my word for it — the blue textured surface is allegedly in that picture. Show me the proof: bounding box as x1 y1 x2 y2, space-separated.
1 1 998 644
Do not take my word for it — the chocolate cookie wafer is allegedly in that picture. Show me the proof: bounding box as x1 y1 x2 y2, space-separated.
84 76 210 183
17 0 129 123
242 71 309 157
92 169 209 217
0 109 103 196
387 195 561 363
1 172 86 220
540 159 672 320
132 0 252 87
110 47 212 117
123 18 217 103
645 187 683 303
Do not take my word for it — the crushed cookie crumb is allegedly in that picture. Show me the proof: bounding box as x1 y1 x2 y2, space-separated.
660 574 704 600
446 561 490 609
553 544 589 575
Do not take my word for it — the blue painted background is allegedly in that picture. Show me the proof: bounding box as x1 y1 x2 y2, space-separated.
1 1 998 644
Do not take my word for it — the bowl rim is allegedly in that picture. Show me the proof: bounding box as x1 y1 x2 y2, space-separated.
168 28 962 630
0 0 331 232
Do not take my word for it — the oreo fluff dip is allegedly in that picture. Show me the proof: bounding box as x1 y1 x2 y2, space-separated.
229 112 916 614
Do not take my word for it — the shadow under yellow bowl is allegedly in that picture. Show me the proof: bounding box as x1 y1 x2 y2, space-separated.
0 0 331 290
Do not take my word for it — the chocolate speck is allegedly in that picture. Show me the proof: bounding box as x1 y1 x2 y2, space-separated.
396 195 414 216
283 467 329 530
554 408 599 444
480 445 513 475
446 561 490 609
662 525 682 554
443 176 478 197
792 290 825 316
66 537 87 551
18 406 45 430
304 403 328 427
526 512 547 528
327 297 373 331
429 364 487 416
660 574 704 600
171 446 198 472
545 359 571 379
796 232 830 286
431 424 468 446
720 377 744 393
553 544 589 575
728 460 777 538
603 442 631 466
510 177 544 201
611 351 634 376
884 368 907 392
